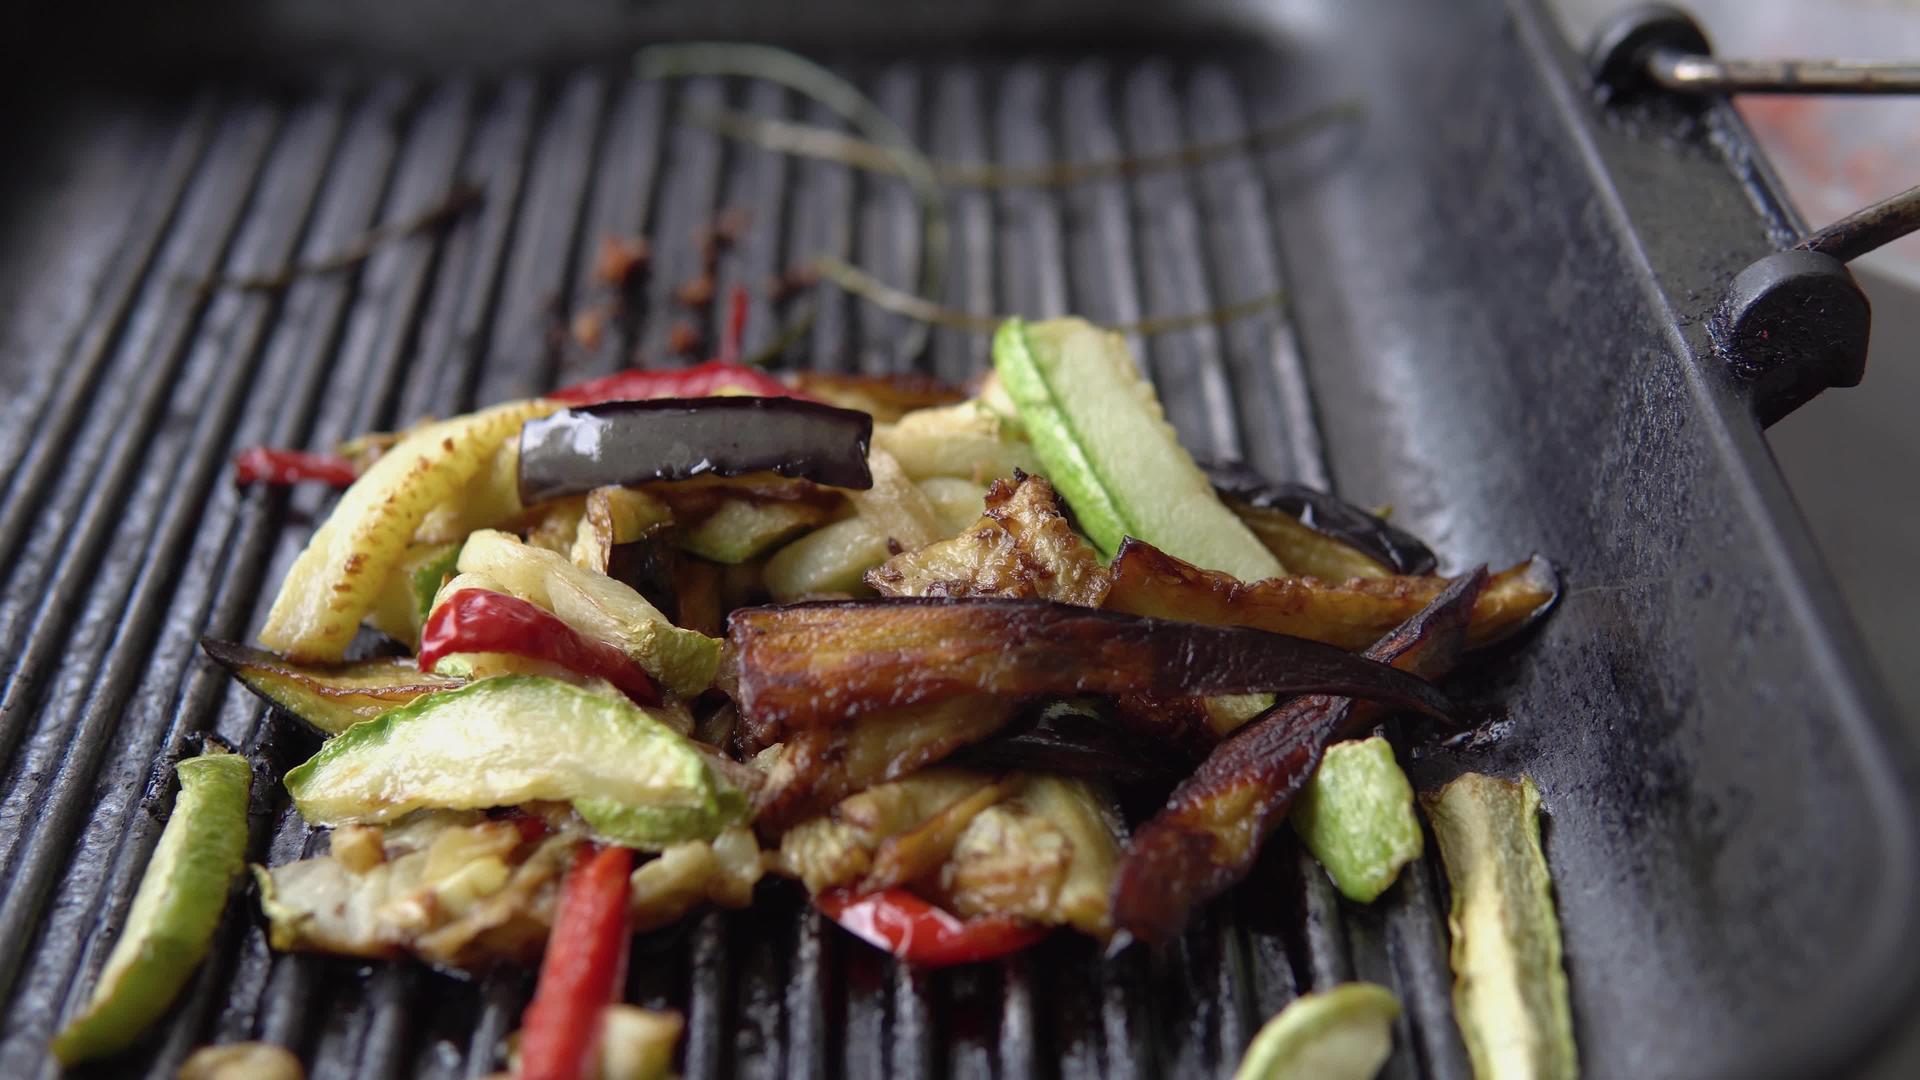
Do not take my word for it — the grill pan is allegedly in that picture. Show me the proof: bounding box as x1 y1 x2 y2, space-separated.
4 1 1919 1077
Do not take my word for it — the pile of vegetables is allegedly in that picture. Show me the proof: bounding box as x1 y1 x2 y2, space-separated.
51 314 1573 1079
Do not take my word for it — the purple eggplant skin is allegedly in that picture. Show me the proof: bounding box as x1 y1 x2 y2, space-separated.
517 396 874 504
1201 459 1438 576
1110 567 1486 945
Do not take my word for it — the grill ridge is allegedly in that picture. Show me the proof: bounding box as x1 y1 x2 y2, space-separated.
3 57 1470 1080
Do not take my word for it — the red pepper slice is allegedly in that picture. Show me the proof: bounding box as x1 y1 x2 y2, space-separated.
519 844 634 1080
417 589 660 706
814 888 1049 968
549 359 804 405
231 447 359 488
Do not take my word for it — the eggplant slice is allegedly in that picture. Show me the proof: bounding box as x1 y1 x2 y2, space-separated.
518 396 875 503
1202 460 1439 577
1104 538 1557 652
1110 568 1487 945
724 597 1455 743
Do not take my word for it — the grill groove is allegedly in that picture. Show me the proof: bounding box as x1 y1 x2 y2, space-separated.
3 59 1457 1079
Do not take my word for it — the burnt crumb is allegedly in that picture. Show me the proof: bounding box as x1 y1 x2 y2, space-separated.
886 537 905 556
675 273 716 310
766 262 821 303
594 234 651 288
571 306 608 351
668 322 706 358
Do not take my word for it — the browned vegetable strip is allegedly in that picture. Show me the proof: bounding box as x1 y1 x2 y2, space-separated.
1110 569 1487 945
201 639 464 736
861 779 1015 892
752 696 1019 833
724 598 1454 741
1104 538 1556 651
866 473 1109 605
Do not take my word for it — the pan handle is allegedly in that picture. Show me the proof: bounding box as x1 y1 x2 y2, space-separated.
1588 4 1920 426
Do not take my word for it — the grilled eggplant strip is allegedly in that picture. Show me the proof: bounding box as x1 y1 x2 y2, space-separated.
1203 460 1439 577
1111 569 1486 944
202 639 464 736
725 598 1454 742
1104 539 1556 652
751 696 1020 833
865 473 1108 605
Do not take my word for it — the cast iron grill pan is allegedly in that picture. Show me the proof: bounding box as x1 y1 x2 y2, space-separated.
2 2 1917 1077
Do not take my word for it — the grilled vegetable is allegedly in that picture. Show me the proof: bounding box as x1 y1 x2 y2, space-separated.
453 529 719 697
1203 460 1438 578
178 1042 306 1080
259 398 559 662
725 598 1453 741
751 696 1020 831
1232 983 1401 1080
860 779 1014 892
202 639 463 736
627 827 763 932
284 677 743 849
550 359 804 405
934 775 1122 937
990 316 1281 580
254 812 574 966
866 473 1108 606
418 588 661 706
51 747 252 1066
763 476 982 600
518 397 874 503
843 448 941 552
871 399 1040 483
952 698 1191 786
595 1006 684 1080
675 498 833 564
1112 570 1484 944
1105 539 1558 652
1424 773 1578 1080
1291 736 1422 902
787 370 967 421
232 446 358 488
519 844 632 1080
814 887 1047 968
773 769 1000 893
366 541 464 648
570 487 674 575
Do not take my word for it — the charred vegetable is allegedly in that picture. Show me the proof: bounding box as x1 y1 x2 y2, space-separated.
1105 539 1557 652
990 316 1281 580
1425 773 1578 1080
52 747 252 1065
202 639 463 736
865 472 1108 605
1203 460 1438 578
518 397 874 503
725 597 1453 742
1111 570 1484 944
284 677 743 849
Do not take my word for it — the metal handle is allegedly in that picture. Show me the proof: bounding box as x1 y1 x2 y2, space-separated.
1587 5 1920 427
1642 47 1920 96
1591 4 1920 97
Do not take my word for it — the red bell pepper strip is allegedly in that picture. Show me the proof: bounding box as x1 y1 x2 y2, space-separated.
231 447 358 488
417 589 660 706
549 359 802 405
519 844 634 1080
814 888 1049 968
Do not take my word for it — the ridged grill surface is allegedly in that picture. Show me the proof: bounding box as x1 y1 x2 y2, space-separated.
0 57 1516 1080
